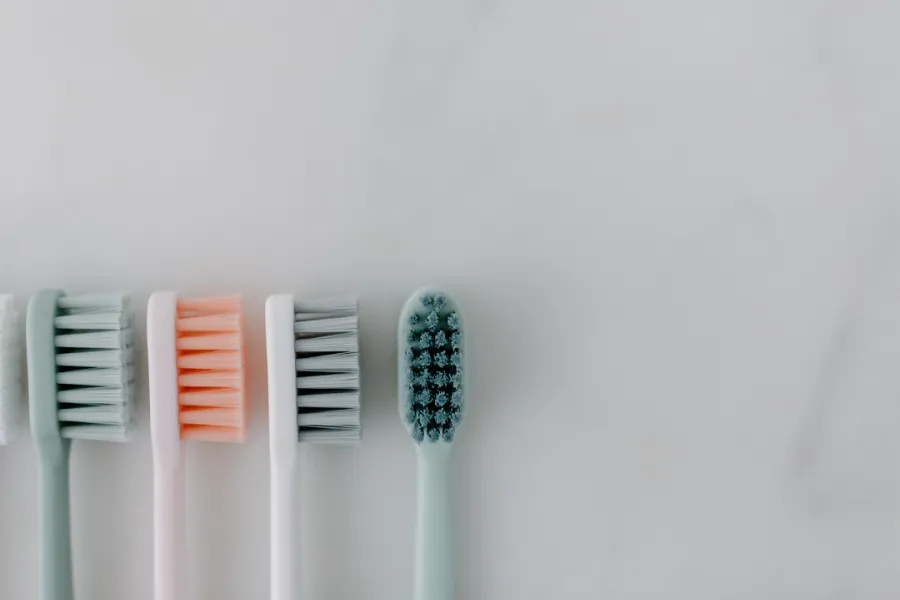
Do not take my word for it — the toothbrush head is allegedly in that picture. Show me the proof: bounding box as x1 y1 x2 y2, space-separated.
398 289 465 444
0 295 22 445
294 297 361 443
28 291 135 444
175 296 247 442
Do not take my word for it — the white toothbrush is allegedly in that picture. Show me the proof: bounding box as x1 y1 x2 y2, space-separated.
266 294 360 600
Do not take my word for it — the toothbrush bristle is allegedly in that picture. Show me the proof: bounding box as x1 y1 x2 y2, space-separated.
295 298 360 443
0 296 22 445
176 296 246 442
400 291 464 444
54 294 134 442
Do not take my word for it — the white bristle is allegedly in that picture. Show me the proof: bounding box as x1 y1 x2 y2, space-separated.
295 297 360 443
0 295 23 445
295 429 361 443
296 352 359 372
298 409 360 428
294 297 358 313
294 315 358 334
296 373 360 389
55 294 134 442
294 332 358 353
298 392 359 409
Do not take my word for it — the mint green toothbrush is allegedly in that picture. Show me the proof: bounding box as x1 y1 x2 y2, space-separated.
27 290 135 600
28 290 73 600
398 289 465 600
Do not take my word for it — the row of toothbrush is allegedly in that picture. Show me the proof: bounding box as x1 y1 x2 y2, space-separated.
0 288 464 600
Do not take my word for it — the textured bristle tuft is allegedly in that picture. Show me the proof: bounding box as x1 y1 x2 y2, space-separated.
176 296 246 442
55 294 133 442
295 297 360 443
0 296 22 444
400 290 464 444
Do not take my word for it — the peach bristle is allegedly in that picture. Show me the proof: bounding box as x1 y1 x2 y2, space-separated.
177 296 242 314
175 296 247 442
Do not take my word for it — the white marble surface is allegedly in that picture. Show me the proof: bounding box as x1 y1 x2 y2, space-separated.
1 0 900 598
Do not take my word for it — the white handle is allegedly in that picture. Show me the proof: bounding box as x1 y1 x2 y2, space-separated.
153 458 186 600
415 446 453 600
266 294 300 600
270 459 298 600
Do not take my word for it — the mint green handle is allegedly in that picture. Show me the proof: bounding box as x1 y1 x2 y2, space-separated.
415 446 453 600
27 289 73 600
37 448 73 600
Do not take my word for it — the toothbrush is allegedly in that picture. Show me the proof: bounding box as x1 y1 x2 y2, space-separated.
26 291 135 600
0 295 23 445
398 290 465 600
266 295 360 600
147 293 247 600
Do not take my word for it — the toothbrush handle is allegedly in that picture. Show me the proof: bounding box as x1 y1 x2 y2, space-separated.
415 450 453 600
37 448 73 600
153 459 186 600
270 459 298 600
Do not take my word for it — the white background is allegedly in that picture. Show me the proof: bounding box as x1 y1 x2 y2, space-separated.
2 1 900 598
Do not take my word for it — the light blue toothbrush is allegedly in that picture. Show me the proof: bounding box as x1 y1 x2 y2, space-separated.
27 290 135 600
28 291 73 600
398 289 465 600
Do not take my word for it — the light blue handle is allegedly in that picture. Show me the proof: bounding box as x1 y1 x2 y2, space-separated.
27 290 74 600
415 445 453 600
37 447 73 600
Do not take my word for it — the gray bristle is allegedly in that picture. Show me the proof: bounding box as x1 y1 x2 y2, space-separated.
0 296 22 445
295 297 360 444
55 294 134 442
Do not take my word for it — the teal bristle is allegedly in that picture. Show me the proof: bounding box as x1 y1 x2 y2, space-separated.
400 291 464 444
451 332 461 349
